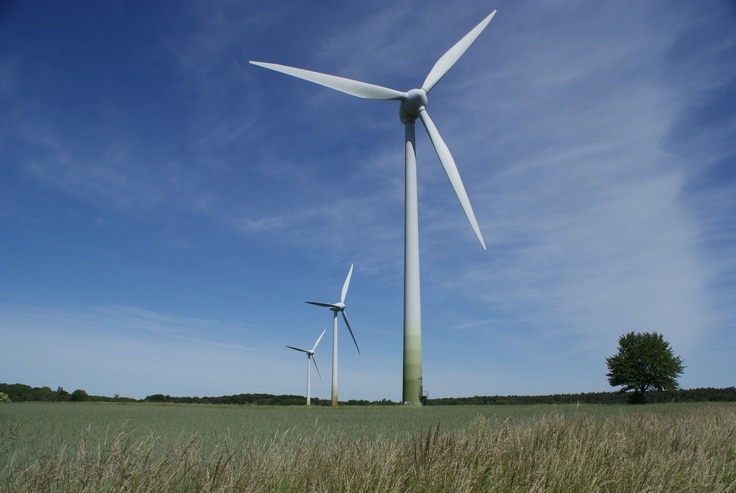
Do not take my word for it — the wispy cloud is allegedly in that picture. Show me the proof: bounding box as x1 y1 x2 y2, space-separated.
0 301 285 398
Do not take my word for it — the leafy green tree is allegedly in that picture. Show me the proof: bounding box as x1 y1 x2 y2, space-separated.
0 392 11 403
606 331 684 403
71 389 89 402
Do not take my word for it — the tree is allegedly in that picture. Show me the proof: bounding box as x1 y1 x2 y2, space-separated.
606 331 685 403
71 389 89 402
56 387 70 401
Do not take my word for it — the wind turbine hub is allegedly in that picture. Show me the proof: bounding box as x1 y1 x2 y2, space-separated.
400 88 428 123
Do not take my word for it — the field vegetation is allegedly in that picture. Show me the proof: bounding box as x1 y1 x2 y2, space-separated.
1 402 735 492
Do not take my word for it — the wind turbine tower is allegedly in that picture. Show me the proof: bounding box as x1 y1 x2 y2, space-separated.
252 11 495 404
306 264 359 406
286 328 326 406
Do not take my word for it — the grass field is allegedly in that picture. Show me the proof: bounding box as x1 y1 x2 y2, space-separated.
1 402 735 492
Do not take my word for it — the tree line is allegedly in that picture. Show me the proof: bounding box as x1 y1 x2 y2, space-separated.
2 382 734 405
0 384 137 403
427 387 736 405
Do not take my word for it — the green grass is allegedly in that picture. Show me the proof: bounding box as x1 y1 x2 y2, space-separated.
1 402 735 492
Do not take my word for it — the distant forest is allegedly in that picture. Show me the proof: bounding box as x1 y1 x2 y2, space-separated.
2 383 735 406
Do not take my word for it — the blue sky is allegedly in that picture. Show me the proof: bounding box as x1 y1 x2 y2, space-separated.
1 1 734 401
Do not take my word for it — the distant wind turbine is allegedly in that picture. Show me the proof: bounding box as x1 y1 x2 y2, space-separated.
286 328 326 406
306 264 359 406
251 10 495 404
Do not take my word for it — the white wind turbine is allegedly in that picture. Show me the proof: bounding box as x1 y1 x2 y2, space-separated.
251 10 495 404
286 328 326 406
306 264 359 406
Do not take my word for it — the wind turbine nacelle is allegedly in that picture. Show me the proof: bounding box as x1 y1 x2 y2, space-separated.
400 88 428 123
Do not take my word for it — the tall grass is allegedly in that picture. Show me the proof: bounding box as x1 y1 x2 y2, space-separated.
1 403 734 492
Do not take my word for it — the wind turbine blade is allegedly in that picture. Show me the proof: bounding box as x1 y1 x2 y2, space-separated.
342 310 360 354
340 264 354 304
311 355 322 382
286 345 309 353
250 61 406 100
306 301 337 308
418 109 487 250
312 328 327 352
421 10 497 93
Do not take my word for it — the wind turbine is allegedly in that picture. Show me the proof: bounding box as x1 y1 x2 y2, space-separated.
306 264 359 406
251 10 495 404
286 328 326 406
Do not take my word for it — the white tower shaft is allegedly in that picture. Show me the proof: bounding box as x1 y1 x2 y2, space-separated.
403 121 423 404
306 356 312 406
331 311 339 406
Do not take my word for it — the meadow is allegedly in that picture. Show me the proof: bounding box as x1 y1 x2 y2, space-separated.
1 402 734 492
